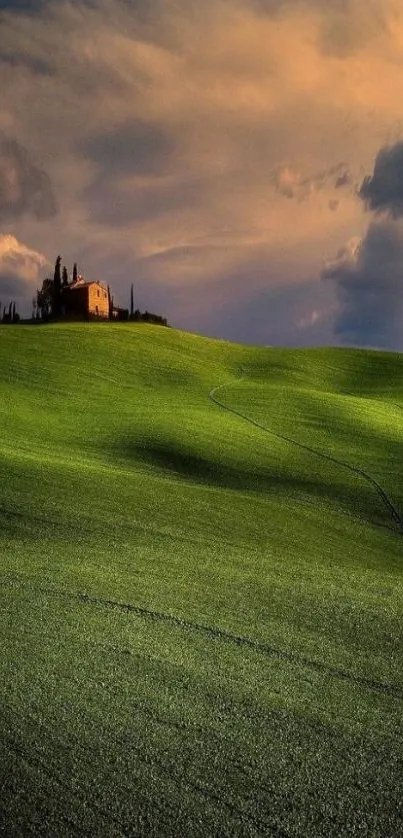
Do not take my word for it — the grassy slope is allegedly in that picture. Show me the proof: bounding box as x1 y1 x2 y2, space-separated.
1 323 403 837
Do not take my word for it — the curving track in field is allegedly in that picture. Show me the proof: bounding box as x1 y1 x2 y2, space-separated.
2 576 403 700
209 366 403 534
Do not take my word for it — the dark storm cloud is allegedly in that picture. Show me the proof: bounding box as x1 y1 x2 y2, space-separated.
359 142 403 217
322 218 403 349
80 122 176 177
0 137 58 222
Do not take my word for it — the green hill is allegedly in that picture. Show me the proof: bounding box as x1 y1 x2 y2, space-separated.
1 323 403 837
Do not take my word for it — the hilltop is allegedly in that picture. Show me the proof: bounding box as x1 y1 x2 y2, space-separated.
1 323 403 836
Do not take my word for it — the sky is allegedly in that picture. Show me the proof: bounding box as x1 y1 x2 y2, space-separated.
1 0 403 348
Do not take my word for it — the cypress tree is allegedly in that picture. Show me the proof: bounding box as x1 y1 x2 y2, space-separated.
62 265 68 287
130 283 134 318
107 284 113 319
11 302 16 322
53 255 62 316
54 256 61 286
73 262 78 284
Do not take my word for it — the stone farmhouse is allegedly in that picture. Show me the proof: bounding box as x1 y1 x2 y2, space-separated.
61 276 110 319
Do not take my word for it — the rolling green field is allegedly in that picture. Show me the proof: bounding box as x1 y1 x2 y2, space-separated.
1 322 403 837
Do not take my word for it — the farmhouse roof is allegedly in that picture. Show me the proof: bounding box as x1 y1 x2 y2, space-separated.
67 278 106 291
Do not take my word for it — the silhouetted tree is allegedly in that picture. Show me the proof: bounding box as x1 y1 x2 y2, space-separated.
72 262 78 284
130 283 134 318
107 284 113 319
1 301 15 323
62 265 68 287
36 278 53 320
53 255 62 316
54 256 61 285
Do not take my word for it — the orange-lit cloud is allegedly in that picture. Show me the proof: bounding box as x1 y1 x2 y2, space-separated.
0 234 48 302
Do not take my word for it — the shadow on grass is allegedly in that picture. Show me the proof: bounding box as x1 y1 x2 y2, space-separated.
120 438 270 492
110 437 387 528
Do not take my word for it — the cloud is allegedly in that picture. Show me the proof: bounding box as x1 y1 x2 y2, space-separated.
0 233 48 303
297 308 321 329
328 137 403 349
82 172 207 228
273 163 351 201
317 0 393 58
1 0 403 344
335 171 352 189
322 218 403 349
0 0 39 10
359 141 403 217
79 121 177 177
273 166 302 199
0 136 57 223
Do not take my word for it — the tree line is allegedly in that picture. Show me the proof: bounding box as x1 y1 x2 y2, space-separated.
0 301 20 323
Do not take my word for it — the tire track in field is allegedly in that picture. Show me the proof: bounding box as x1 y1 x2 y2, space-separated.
2 577 403 700
209 367 403 534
